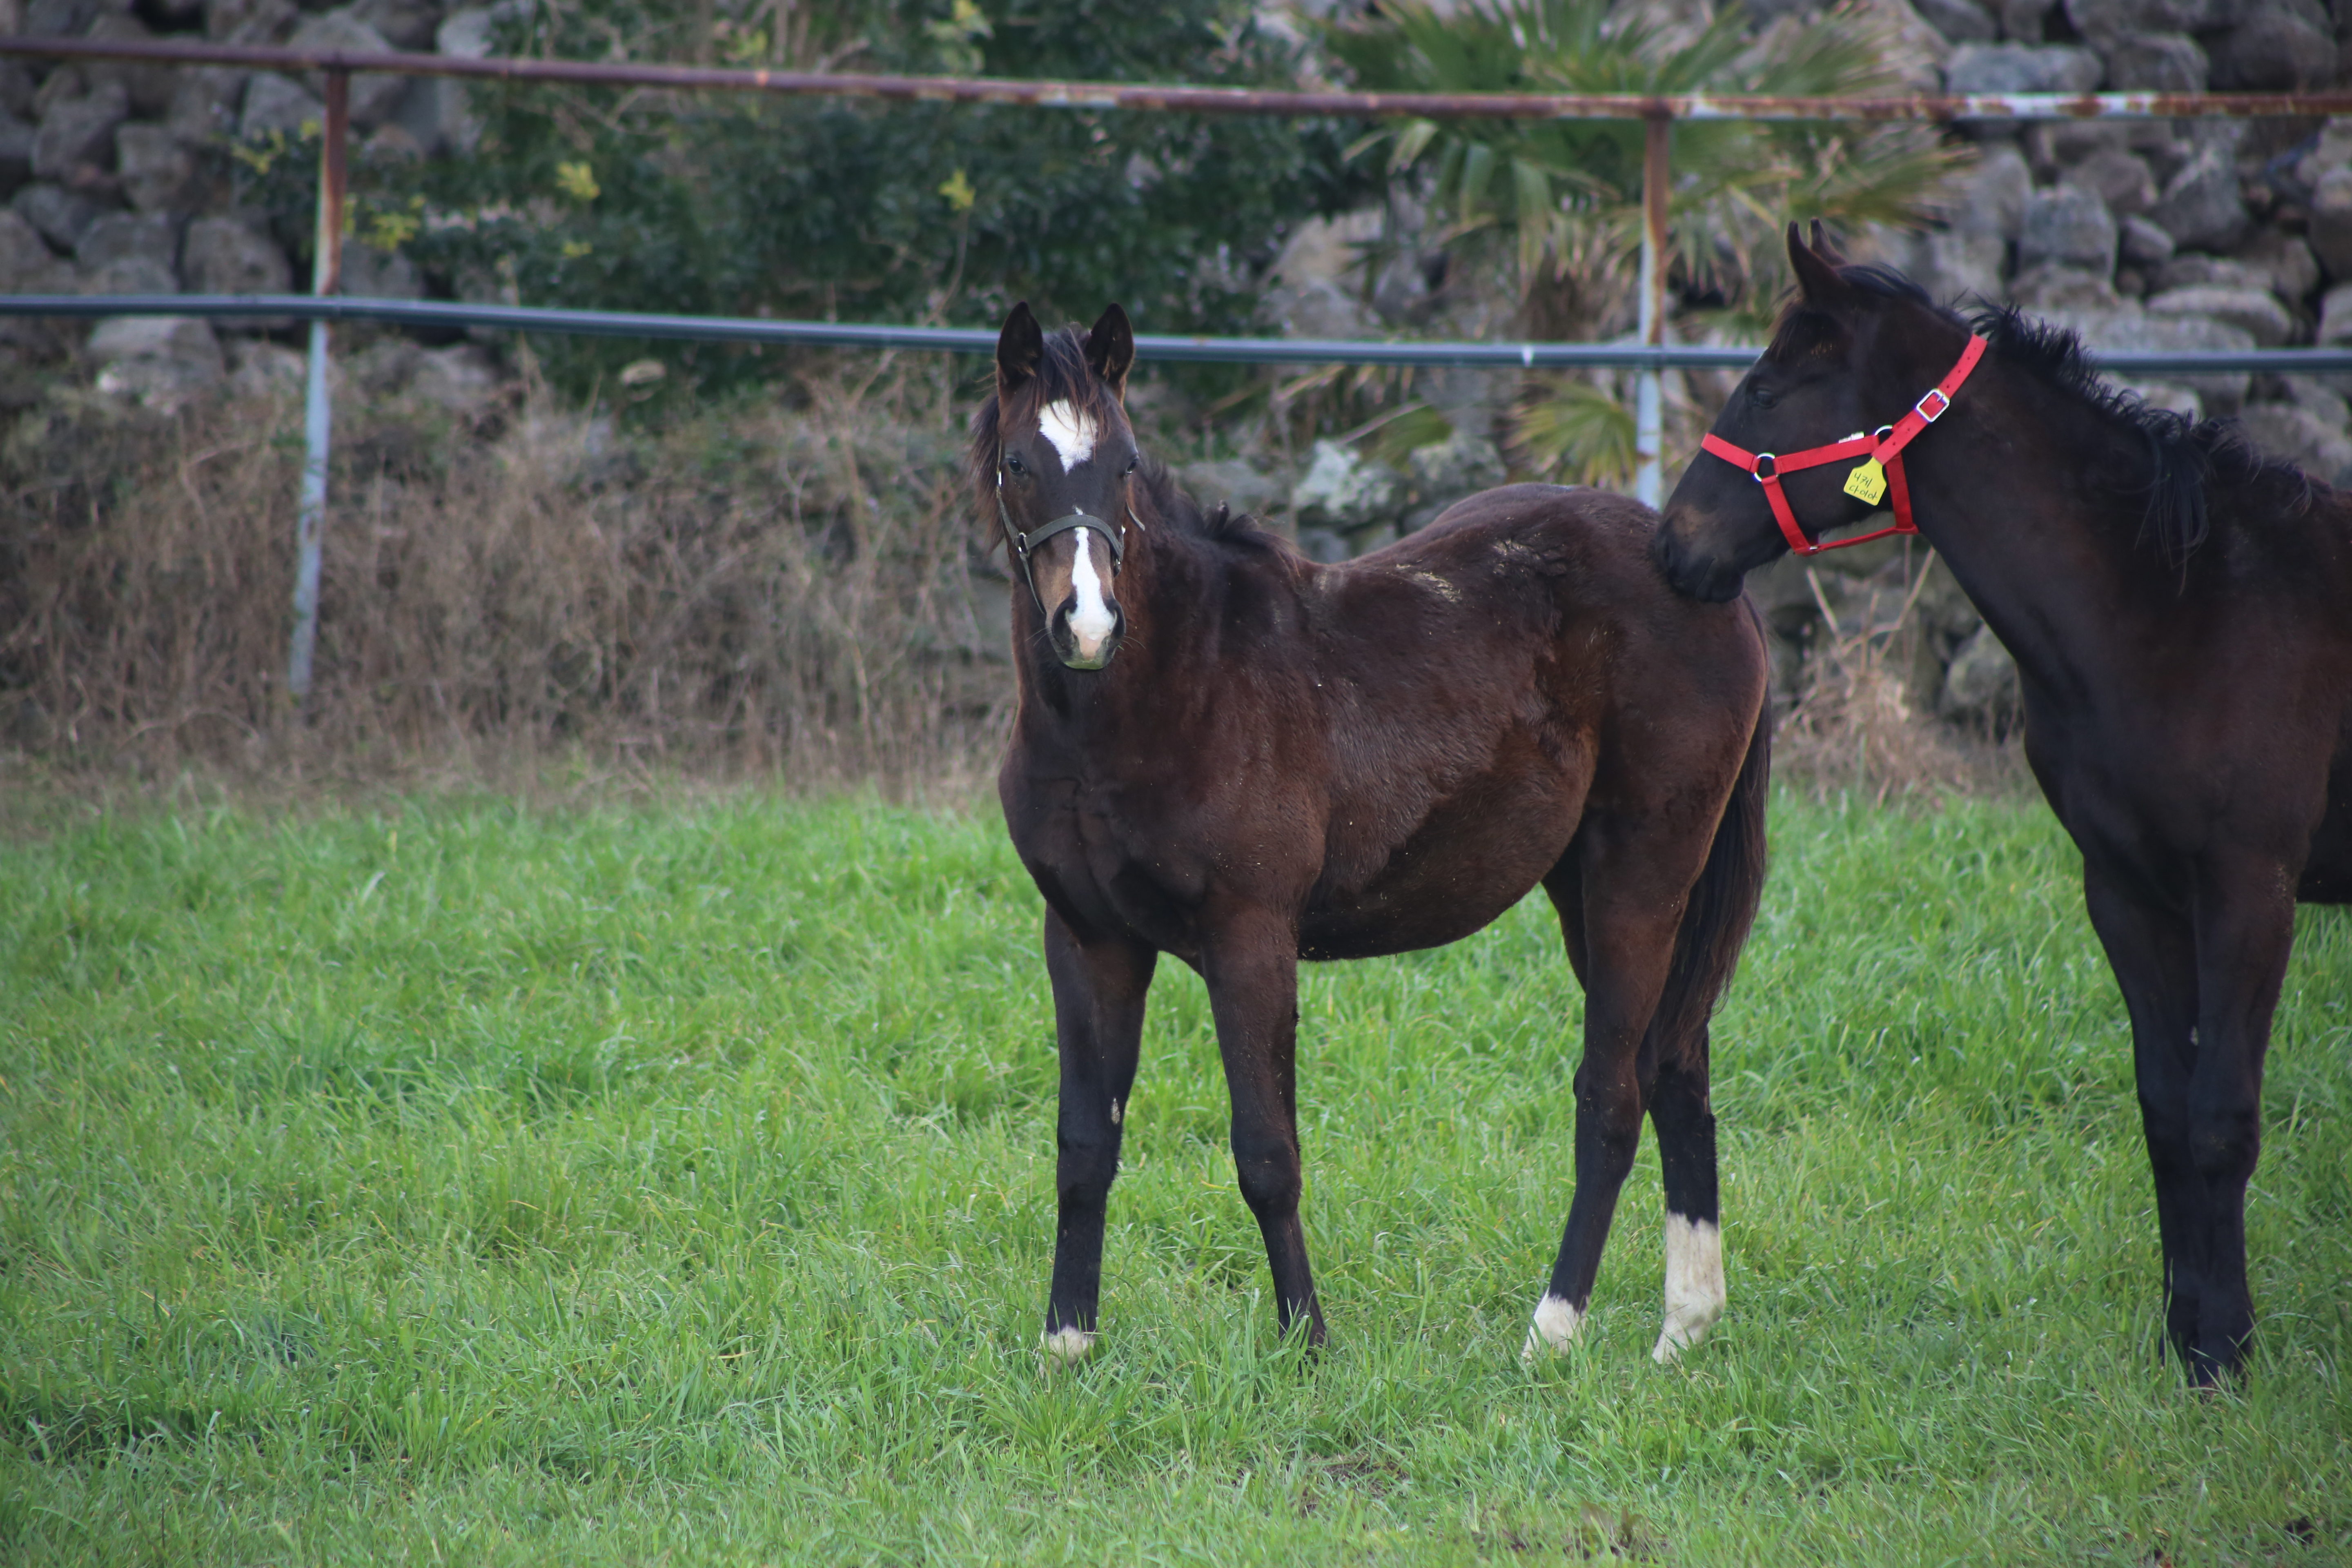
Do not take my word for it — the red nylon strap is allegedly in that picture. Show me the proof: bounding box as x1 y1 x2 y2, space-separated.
1699 431 1877 555
1697 334 1987 557
1869 333 1986 475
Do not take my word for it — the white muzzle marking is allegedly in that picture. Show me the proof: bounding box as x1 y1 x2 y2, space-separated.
1652 1214 1725 1363
1038 401 1099 471
1042 1325 1094 1364
1521 1293 1585 1363
1065 526 1115 665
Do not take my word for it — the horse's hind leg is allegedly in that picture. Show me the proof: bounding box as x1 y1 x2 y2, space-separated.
1550 855 1727 1360
1524 829 1695 1361
1647 1027 1723 1362
1041 912 1157 1363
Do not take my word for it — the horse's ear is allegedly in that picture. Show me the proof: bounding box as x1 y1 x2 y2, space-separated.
1084 304 1135 399
1788 221 1849 306
998 301 1043 396
1808 218 1849 265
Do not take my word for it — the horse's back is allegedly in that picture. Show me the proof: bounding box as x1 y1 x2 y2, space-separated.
1354 483 1655 581
1288 483 1768 956
1343 483 1767 713
1324 484 1731 646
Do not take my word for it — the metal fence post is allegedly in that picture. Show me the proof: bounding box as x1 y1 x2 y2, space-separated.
1634 110 1670 508
287 70 348 703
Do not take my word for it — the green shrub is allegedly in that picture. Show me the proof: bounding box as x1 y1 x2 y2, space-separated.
305 0 1376 392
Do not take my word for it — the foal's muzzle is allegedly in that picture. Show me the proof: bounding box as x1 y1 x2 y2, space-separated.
1652 514 1760 604
1033 521 1123 670
1053 598 1124 670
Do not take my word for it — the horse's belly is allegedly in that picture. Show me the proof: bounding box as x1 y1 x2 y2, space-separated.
1298 832 1566 960
2301 753 2352 902
1297 883 1532 961
1300 768 1584 959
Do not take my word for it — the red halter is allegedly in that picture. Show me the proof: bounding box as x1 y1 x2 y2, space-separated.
1697 334 1987 557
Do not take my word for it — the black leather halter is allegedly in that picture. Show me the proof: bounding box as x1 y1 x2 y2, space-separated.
996 448 1139 617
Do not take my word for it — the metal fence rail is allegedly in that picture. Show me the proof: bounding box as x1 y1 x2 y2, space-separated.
4 34 2350 123
13 293 2352 376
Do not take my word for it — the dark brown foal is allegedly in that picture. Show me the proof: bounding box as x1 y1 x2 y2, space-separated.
1657 225 2352 1382
978 302 1772 1363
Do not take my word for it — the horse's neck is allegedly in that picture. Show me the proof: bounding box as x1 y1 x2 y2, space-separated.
1904 365 2160 679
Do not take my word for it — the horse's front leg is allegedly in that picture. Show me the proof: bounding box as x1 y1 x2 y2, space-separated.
1526 833 1687 1361
1200 909 1325 1346
2181 858 2299 1380
2081 869 2202 1369
1041 911 1157 1363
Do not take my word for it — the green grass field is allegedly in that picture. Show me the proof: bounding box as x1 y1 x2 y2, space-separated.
2 788 2347 1565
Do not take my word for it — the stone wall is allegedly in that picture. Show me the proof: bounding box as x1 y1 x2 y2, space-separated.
0 0 502 412
1885 0 2350 477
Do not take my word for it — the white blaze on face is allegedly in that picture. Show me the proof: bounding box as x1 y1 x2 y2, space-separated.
1042 1325 1094 1365
1520 1293 1585 1363
1651 1214 1725 1363
1038 400 1099 471
1065 527 1116 661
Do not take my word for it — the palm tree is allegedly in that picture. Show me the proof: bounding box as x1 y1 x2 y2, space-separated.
1321 0 1963 481
1324 0 1959 334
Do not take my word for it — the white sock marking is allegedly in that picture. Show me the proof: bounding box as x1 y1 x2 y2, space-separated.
1521 1293 1584 1363
1042 1325 1094 1364
1652 1214 1725 1363
1038 401 1098 470
1066 526 1115 660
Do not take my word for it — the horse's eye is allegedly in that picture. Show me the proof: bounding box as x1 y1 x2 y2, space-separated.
1747 383 1781 410
1124 454 1138 475
1005 452 1026 475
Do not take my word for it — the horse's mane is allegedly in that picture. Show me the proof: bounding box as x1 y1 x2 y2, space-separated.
967 324 1292 555
1967 302 2306 565
1771 262 2312 566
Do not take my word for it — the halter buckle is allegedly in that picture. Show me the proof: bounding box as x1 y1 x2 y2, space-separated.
1915 388 1950 423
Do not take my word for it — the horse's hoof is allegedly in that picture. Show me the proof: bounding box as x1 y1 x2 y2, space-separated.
1521 1294 1585 1364
1651 1301 1724 1364
1040 1326 1094 1365
2185 1350 2248 1391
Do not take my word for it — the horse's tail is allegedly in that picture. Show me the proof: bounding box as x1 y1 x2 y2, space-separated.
1648 677 1772 1058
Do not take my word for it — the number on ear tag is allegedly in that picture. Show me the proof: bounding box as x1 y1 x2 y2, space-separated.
1843 458 1888 506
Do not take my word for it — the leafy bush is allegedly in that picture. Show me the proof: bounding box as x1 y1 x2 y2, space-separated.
336 0 1375 391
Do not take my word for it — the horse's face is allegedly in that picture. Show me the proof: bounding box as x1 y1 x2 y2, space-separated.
993 303 1142 671
1655 225 1882 602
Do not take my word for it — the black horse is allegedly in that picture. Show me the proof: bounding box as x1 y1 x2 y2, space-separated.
977 302 1772 1363
1656 224 2352 1381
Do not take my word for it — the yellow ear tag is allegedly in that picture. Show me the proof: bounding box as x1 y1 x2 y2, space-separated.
1843 457 1888 506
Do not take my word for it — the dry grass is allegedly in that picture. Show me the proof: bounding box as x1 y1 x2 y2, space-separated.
0 345 2032 810
0 350 1012 795
1773 557 2028 805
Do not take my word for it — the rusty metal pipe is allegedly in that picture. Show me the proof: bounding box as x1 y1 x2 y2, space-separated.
1 35 2348 121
